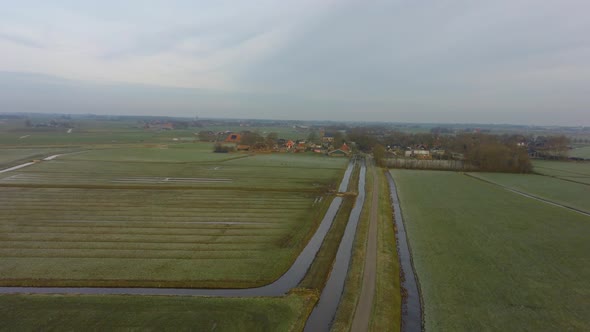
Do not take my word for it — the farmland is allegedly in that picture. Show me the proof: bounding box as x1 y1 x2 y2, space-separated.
0 143 348 288
570 145 590 159
0 292 315 331
0 148 68 168
533 160 590 185
469 172 590 213
391 170 590 331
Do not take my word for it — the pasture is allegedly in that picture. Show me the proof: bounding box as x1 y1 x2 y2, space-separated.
0 118 203 147
570 145 590 159
391 170 590 331
0 148 67 168
533 160 590 185
469 172 590 213
0 144 347 287
0 146 344 190
0 292 315 331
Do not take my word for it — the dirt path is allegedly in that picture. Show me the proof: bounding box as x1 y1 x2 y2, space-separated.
351 162 379 331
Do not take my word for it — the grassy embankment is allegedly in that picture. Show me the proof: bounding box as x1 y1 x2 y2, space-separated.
0 146 347 288
332 165 401 332
391 169 590 331
0 292 316 332
370 168 401 331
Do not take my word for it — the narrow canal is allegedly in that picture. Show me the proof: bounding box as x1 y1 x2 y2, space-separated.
387 172 423 332
304 159 367 332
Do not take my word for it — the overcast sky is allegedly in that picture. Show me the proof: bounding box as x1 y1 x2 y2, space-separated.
1 0 589 125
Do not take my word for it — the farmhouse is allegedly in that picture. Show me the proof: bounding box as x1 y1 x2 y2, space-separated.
328 149 350 157
405 150 430 157
225 133 241 143
328 144 351 157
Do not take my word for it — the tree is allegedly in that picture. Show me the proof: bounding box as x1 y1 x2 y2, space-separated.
373 144 386 167
265 132 278 148
333 132 345 147
307 130 320 144
213 143 234 153
544 135 569 159
347 128 376 152
198 131 216 142
240 131 264 146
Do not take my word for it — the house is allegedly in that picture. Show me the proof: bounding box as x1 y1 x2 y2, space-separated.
328 149 350 157
328 144 351 157
285 140 295 150
322 134 334 143
340 143 350 153
295 142 307 152
405 150 430 157
225 133 241 143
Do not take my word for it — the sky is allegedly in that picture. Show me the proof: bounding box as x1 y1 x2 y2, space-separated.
0 0 589 125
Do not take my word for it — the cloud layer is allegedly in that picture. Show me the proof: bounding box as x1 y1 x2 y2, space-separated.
1 0 589 125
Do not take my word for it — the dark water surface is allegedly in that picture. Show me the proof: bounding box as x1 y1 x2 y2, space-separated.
387 172 423 332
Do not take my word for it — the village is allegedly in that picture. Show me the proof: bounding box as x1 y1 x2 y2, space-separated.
200 129 353 157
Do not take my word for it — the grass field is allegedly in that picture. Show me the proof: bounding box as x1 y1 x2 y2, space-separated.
0 147 344 190
570 145 590 159
469 172 590 213
0 292 316 331
0 119 307 147
533 160 590 185
0 119 197 146
0 144 348 287
0 148 68 168
391 170 590 331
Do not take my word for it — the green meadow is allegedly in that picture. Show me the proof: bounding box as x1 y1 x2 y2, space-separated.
391 170 590 331
570 145 590 159
0 142 347 288
0 148 72 168
533 160 590 185
0 293 315 332
470 172 590 213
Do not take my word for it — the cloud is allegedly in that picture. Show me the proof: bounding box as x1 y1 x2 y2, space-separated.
0 0 589 125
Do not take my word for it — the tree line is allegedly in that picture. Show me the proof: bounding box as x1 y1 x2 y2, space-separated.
347 128 574 173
